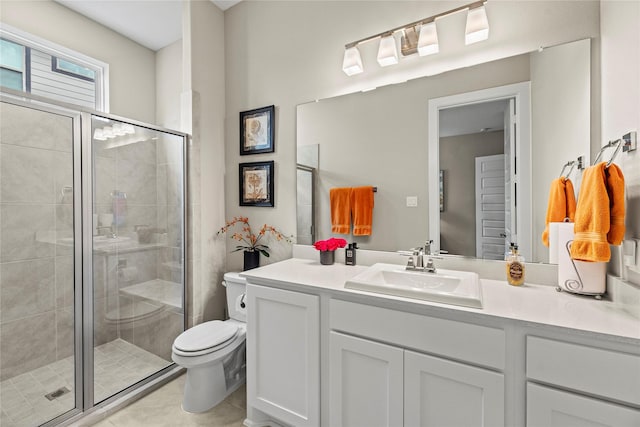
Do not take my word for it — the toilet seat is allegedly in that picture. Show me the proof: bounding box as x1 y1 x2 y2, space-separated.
173 320 239 356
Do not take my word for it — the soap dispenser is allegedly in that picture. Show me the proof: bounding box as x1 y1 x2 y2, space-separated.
505 243 525 286
345 242 358 266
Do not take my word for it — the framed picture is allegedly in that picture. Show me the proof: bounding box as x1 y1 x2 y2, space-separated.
239 161 274 207
240 105 275 155
439 170 445 212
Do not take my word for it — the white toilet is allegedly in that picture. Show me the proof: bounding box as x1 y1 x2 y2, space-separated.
171 272 247 413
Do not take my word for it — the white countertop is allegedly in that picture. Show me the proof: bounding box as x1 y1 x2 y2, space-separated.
242 257 640 342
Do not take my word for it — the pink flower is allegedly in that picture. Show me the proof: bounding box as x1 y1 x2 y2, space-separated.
313 238 347 252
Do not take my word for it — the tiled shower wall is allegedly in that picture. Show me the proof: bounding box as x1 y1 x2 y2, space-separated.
0 102 75 381
93 129 183 361
0 104 185 382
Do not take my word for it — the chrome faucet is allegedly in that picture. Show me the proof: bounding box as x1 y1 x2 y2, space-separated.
401 240 440 273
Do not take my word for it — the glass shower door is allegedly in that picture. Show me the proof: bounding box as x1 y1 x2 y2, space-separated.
0 100 81 425
90 115 185 403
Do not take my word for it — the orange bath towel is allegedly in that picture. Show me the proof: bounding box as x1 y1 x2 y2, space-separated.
541 177 577 246
351 186 375 236
570 162 625 262
330 187 351 234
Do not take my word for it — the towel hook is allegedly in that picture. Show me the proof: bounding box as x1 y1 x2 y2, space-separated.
593 139 622 167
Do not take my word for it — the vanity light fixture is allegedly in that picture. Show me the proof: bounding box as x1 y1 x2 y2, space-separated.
341 0 489 76
93 128 107 141
417 21 439 56
465 4 489 45
377 33 399 67
342 45 364 76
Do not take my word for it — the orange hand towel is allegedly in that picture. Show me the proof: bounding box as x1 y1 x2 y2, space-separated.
351 186 374 236
605 163 625 245
541 177 577 246
570 162 625 262
330 187 351 234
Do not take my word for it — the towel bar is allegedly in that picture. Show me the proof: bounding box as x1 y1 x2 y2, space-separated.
593 139 622 167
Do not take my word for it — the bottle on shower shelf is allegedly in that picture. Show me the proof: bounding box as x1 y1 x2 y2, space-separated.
111 190 127 226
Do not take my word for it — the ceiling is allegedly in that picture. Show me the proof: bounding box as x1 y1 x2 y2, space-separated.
439 99 509 138
53 0 506 136
55 0 242 51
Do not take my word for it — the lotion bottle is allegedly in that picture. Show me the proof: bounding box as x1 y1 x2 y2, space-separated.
505 243 525 286
345 242 357 266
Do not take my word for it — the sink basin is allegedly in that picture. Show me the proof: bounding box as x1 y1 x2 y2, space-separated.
344 263 482 308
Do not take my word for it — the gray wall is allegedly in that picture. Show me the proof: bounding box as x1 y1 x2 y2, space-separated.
600 1 640 285
224 0 600 270
440 132 505 257
1 0 156 123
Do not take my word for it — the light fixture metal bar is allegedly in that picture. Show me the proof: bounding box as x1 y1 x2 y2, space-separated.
345 0 486 49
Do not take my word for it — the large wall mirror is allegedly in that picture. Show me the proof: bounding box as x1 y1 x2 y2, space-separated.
297 38 591 263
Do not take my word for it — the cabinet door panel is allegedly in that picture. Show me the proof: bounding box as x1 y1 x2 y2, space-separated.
247 285 319 427
329 331 403 427
527 383 640 427
404 350 504 427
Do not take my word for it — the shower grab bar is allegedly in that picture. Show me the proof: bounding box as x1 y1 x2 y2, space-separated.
593 139 622 167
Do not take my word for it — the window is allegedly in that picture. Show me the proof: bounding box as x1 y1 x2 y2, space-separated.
0 38 26 91
0 25 108 111
52 57 96 81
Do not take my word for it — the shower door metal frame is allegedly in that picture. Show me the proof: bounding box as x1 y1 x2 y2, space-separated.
0 92 85 426
1 90 189 425
82 112 190 406
81 111 190 409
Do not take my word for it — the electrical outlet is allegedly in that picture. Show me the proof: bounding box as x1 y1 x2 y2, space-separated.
406 196 418 207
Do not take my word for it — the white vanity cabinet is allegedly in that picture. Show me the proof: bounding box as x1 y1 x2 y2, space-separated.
404 350 504 426
242 259 640 427
526 336 640 427
329 331 404 427
246 284 320 427
329 299 505 427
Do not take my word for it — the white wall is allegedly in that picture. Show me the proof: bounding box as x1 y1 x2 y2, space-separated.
601 0 640 285
224 0 600 271
156 40 182 130
183 0 227 325
1 0 156 123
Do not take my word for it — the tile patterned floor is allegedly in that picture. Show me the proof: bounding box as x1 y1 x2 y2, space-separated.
0 339 169 427
84 375 246 427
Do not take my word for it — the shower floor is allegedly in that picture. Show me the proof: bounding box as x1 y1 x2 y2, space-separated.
0 339 169 427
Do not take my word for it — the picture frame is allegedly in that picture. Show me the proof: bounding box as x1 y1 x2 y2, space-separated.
240 105 275 155
439 170 445 212
239 161 274 207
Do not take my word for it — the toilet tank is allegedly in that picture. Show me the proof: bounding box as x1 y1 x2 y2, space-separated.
223 272 247 322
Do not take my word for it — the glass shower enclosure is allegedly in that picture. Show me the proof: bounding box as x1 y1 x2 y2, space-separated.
0 94 186 426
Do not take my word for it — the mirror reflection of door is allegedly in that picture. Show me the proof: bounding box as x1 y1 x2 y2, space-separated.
439 99 512 260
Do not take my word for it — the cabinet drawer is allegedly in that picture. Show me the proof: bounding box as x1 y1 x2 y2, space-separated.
330 299 505 370
526 336 640 406
527 383 640 427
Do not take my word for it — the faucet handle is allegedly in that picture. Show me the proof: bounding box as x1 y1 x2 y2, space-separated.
424 240 434 255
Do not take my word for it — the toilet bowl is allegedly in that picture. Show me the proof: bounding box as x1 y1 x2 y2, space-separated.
171 272 247 413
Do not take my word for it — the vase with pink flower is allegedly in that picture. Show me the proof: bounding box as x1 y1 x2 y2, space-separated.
313 238 347 265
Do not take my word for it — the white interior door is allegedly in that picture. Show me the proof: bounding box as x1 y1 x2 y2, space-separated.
475 154 506 260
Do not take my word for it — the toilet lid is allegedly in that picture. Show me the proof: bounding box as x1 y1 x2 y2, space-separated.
173 320 239 352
